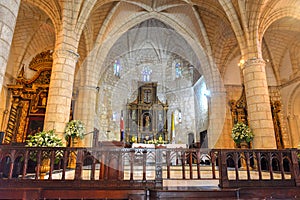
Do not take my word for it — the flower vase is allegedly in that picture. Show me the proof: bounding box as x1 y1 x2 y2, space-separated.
39 158 50 179
71 137 82 147
68 137 82 169
240 141 249 149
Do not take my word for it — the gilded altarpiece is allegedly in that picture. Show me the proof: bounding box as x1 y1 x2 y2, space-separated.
271 101 284 149
229 85 284 149
4 50 53 144
126 82 168 143
229 86 248 125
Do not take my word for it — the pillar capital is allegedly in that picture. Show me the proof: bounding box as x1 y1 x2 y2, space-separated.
245 57 265 65
287 114 295 120
241 57 266 71
53 49 80 62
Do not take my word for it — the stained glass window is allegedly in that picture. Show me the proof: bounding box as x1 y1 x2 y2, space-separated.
141 66 152 82
113 60 121 77
175 61 182 78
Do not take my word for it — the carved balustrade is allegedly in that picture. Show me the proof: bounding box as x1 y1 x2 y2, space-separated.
0 146 299 190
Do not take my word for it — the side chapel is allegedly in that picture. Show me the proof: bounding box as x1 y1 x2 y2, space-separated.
3 50 72 144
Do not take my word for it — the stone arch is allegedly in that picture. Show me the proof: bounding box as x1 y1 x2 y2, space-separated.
76 12 226 148
286 82 300 147
259 7 300 43
91 12 224 94
23 0 62 34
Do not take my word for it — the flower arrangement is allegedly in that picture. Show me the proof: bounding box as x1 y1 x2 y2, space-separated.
26 129 63 147
64 120 86 140
231 122 254 144
26 129 63 161
147 139 165 145
147 135 165 145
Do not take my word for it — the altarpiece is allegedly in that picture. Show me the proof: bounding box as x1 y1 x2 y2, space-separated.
126 82 168 143
3 50 57 144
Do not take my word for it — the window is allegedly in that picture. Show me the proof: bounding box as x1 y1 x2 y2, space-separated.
175 61 182 78
113 60 121 77
141 66 152 82
112 112 117 121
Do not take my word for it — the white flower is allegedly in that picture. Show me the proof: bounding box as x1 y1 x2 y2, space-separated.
231 122 254 144
64 120 86 140
25 129 63 162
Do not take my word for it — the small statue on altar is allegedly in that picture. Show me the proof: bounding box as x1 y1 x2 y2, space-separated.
131 135 136 143
158 135 164 144
143 115 151 131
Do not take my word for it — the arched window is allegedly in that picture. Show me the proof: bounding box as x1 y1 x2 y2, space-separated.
141 66 152 82
113 60 121 77
175 61 182 78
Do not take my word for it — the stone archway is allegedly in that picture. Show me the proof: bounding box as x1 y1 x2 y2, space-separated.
287 83 300 148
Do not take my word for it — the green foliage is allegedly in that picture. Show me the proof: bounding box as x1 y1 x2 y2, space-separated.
26 129 63 162
64 120 86 140
231 122 254 144
26 129 63 147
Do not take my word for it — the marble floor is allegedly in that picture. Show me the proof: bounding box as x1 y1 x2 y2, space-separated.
38 164 290 188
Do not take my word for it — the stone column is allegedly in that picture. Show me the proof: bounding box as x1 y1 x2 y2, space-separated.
287 114 300 148
207 91 227 149
44 49 79 141
297 115 300 149
74 85 97 147
0 0 20 93
242 58 276 149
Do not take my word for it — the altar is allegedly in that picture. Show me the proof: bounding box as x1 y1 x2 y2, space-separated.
126 82 169 143
132 143 155 148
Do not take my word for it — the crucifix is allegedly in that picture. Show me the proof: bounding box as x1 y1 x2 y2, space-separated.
144 89 152 103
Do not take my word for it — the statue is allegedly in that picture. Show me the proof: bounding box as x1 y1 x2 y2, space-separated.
158 135 163 142
143 115 151 131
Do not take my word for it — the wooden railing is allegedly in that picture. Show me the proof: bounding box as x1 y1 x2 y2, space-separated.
0 145 299 189
219 148 300 188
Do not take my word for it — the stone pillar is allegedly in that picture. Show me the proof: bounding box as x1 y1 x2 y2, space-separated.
0 0 20 93
242 58 276 149
296 115 300 149
44 49 79 141
208 92 227 149
287 114 300 148
75 85 97 147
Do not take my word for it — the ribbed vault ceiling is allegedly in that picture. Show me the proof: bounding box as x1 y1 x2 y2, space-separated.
7 0 300 87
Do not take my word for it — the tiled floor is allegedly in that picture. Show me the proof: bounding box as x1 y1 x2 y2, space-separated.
39 164 290 189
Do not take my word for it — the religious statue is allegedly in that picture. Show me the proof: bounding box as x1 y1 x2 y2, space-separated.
131 135 136 143
39 92 47 106
158 135 163 142
143 115 151 131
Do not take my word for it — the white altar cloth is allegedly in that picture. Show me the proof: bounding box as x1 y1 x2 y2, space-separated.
166 144 187 149
132 143 155 148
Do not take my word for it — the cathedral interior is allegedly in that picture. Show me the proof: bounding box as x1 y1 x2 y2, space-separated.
1 1 300 199
0 0 300 150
